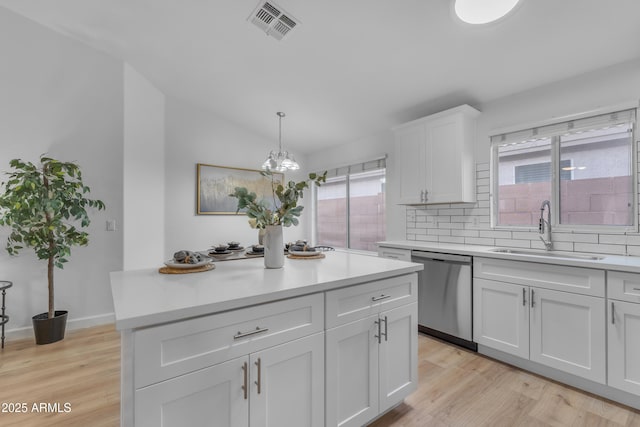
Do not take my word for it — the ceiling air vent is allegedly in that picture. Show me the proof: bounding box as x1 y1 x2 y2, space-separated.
249 1 298 41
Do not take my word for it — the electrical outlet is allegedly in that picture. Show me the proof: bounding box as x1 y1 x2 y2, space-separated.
106 220 117 232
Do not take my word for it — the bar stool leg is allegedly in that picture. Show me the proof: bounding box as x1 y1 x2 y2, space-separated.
1 288 6 349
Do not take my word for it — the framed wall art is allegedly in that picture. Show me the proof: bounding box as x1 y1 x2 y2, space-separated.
196 163 284 215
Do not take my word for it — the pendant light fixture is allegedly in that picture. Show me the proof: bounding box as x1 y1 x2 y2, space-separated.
262 112 300 172
454 0 521 24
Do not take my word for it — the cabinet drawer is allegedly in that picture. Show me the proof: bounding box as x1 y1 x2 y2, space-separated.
377 247 411 262
608 271 640 303
326 274 417 328
474 257 605 297
134 293 323 388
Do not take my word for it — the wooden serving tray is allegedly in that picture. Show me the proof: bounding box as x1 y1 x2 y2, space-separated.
287 253 326 260
159 263 216 274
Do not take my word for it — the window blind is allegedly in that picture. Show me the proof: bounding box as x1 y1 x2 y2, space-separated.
490 108 636 147
316 155 387 178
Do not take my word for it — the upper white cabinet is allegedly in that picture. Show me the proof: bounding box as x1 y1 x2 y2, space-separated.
394 105 480 204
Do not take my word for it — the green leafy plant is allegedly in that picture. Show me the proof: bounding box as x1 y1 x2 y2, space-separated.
230 171 327 228
0 156 105 319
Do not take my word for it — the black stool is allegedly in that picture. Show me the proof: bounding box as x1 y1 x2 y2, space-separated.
0 280 11 349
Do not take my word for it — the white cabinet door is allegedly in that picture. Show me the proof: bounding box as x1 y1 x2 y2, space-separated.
473 278 529 359
250 333 324 427
379 302 418 412
608 300 640 395
394 105 478 205
426 114 463 204
135 356 249 427
325 315 379 427
395 123 426 205
377 246 412 262
530 288 606 384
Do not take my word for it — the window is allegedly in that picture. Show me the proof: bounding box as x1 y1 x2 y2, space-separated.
314 158 386 251
515 160 572 184
491 108 637 230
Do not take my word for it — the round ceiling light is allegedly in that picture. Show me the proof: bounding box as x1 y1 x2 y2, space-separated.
454 0 521 24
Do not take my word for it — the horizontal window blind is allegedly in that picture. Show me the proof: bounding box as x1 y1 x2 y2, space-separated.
315 155 386 178
491 108 636 147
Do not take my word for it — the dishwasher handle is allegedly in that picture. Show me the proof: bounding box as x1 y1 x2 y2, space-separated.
411 251 472 265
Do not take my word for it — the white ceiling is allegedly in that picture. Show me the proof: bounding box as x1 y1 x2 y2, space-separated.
2 0 640 153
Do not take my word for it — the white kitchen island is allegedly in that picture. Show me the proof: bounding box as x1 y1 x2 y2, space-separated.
111 251 423 427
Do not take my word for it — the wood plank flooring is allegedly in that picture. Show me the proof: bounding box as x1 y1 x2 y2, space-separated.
0 324 120 427
372 335 640 427
1 325 639 426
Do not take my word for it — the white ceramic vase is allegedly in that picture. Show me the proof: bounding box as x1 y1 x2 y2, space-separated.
263 225 284 269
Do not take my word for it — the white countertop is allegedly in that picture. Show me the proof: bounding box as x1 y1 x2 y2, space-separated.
378 240 640 273
110 251 422 330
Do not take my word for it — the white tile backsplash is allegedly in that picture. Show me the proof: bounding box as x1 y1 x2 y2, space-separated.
405 161 640 256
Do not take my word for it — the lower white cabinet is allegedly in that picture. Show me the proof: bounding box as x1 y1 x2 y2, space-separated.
136 333 324 427
474 278 606 383
529 287 605 383
136 357 249 427
608 299 640 395
377 246 411 262
473 278 529 359
325 303 418 427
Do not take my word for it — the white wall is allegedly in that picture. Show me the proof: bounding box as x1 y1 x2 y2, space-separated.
0 7 124 335
164 98 310 255
475 58 640 163
123 64 165 269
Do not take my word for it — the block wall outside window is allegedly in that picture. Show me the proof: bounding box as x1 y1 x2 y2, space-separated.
317 169 386 252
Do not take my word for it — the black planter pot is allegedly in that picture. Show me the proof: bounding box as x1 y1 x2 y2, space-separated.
32 310 68 345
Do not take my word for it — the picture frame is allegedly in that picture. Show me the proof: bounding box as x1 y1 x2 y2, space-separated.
196 163 284 215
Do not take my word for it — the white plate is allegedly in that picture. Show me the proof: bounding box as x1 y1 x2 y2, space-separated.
288 249 319 257
164 259 213 269
208 250 234 258
228 246 245 252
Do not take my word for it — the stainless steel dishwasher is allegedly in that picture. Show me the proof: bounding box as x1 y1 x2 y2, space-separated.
411 251 476 351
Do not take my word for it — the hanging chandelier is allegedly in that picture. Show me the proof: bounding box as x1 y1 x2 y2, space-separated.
262 112 300 172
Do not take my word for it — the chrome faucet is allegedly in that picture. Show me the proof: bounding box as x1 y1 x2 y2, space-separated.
539 200 553 251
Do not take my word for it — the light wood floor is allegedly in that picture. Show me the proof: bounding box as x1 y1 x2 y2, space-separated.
1 325 639 427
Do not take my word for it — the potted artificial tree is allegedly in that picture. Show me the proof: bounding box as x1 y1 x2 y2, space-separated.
0 156 105 344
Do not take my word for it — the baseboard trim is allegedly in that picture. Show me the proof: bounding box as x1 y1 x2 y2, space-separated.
478 344 640 411
4 312 115 341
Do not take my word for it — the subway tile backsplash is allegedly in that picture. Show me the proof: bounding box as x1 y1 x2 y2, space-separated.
405 162 640 256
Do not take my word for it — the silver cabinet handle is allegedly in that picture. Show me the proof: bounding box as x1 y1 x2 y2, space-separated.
420 190 424 202
424 189 429 202
611 301 615 325
633 288 640 291
385 255 399 260
372 294 391 302
374 318 382 344
382 316 388 342
234 326 269 340
531 289 535 308
254 358 262 394
522 288 526 306
241 362 248 400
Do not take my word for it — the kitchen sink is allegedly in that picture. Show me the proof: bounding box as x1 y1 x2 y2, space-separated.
489 248 605 261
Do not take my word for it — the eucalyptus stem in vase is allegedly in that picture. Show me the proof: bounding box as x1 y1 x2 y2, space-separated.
230 171 326 268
